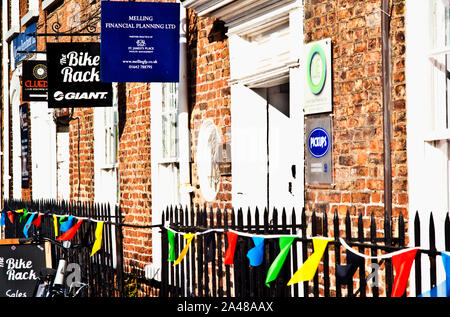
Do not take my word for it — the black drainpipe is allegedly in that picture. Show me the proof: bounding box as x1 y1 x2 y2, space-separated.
381 0 393 225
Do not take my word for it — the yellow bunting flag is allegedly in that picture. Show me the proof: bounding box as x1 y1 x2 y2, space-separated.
288 237 333 285
90 222 104 257
173 234 195 266
53 215 58 237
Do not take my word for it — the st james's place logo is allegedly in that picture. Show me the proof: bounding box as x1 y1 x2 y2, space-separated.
47 42 112 108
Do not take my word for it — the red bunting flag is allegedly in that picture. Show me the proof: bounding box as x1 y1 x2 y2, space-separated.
391 248 419 297
7 211 13 224
31 214 42 227
56 219 84 241
224 232 238 265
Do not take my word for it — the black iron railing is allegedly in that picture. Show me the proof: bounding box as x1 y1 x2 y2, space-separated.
2 199 124 297
160 205 450 297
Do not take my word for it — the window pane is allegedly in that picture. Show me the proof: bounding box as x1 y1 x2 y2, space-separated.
161 83 179 160
433 0 450 49
162 115 168 158
430 53 450 130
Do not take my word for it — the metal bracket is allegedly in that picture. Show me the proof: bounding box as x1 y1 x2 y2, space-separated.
27 20 100 37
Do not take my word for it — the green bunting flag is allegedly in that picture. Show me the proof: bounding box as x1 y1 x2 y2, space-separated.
265 236 295 287
167 230 176 261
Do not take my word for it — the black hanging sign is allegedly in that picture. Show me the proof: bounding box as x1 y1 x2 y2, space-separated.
22 60 48 102
20 103 30 189
0 243 47 297
47 42 113 108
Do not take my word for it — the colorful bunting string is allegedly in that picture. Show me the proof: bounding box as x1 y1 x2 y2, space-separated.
2 209 108 256
164 226 450 293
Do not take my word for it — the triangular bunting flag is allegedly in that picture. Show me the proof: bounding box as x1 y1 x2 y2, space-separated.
336 249 365 284
19 209 28 223
288 237 333 285
419 281 448 297
167 230 176 261
90 222 104 257
53 215 59 237
60 216 74 232
419 253 450 298
0 213 5 226
247 237 265 267
391 248 419 297
442 252 450 297
31 214 42 228
204 232 215 262
265 236 295 287
173 234 195 266
224 232 238 265
57 219 84 241
23 214 36 239
7 211 14 224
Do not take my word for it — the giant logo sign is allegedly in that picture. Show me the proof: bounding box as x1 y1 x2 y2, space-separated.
47 43 112 108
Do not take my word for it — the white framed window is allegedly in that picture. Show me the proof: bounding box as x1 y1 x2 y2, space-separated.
103 104 119 168
161 83 179 162
426 0 450 213
427 0 450 138
159 83 181 204
94 84 119 205
21 0 39 27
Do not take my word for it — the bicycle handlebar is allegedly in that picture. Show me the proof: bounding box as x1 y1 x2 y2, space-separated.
18 235 89 250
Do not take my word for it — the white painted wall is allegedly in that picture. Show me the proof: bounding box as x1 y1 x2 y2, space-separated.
30 100 57 200
405 0 448 296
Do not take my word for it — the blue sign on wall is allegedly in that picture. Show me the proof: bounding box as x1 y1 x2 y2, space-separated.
308 127 330 158
13 23 37 66
100 1 180 83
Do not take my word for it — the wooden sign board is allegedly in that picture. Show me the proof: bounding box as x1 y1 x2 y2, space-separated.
0 240 52 297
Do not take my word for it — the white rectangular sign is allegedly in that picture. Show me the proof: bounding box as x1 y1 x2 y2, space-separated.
304 38 332 115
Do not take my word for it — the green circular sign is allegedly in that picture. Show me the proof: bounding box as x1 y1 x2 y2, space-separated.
307 44 327 95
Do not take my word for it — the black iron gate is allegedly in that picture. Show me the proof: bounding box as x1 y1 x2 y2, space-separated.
2 199 124 297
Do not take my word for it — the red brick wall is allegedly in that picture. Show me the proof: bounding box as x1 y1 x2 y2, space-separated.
187 10 232 210
19 0 28 19
69 108 95 202
118 82 153 274
303 0 407 296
